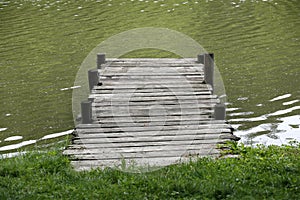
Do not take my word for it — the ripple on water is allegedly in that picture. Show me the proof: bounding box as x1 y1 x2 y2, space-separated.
0 140 37 151
283 99 300 106
0 130 73 152
236 115 300 146
0 128 8 132
269 94 292 102
4 136 23 142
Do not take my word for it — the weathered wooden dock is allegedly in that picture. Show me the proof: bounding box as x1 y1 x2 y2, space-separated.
64 54 239 171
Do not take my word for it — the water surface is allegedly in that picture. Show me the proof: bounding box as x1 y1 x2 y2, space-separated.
0 0 299 152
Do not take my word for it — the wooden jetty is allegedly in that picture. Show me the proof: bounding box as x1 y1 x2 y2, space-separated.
64 53 239 171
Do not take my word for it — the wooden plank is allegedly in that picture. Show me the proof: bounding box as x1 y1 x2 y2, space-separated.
93 100 219 106
92 88 211 94
93 103 215 110
68 149 220 161
100 72 204 76
97 81 206 86
75 129 232 138
99 67 204 74
89 120 229 128
77 123 231 129
66 141 223 151
94 106 212 112
103 60 199 66
91 95 217 102
93 84 212 90
74 132 232 141
93 110 213 118
105 58 197 63
64 143 218 155
90 91 211 97
73 137 232 146
102 62 201 67
94 115 213 123
99 77 204 83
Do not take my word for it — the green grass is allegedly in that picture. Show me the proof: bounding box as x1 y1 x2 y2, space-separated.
1 142 299 199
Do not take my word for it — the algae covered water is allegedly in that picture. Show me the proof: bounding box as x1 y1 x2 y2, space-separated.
0 0 299 152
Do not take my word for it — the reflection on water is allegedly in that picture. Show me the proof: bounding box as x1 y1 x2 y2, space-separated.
0 130 73 152
0 0 299 152
234 115 300 146
228 93 300 145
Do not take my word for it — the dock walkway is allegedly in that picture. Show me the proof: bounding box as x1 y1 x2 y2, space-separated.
64 54 238 171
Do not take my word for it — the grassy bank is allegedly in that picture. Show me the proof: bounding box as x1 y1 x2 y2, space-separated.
0 142 299 199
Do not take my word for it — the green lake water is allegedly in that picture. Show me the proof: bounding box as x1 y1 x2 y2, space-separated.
0 0 299 153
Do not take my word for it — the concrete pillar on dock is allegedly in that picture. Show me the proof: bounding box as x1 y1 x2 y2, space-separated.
88 69 99 91
81 100 92 124
214 103 226 120
97 53 106 69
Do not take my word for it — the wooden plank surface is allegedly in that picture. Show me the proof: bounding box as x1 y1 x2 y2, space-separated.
93 84 212 89
64 58 235 171
66 141 222 150
87 120 229 128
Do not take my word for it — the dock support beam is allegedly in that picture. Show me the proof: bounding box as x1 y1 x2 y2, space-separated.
198 53 214 92
214 103 226 120
88 69 99 91
204 53 214 91
81 100 92 124
97 53 106 69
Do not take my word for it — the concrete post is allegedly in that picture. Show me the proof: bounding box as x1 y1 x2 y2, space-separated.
214 103 225 120
88 69 99 91
204 53 214 91
97 53 106 69
81 100 92 124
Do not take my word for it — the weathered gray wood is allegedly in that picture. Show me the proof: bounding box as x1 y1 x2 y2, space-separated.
88 69 99 91
89 120 229 128
99 76 204 82
99 71 204 76
103 62 202 67
93 84 212 90
91 91 211 98
97 53 106 69
93 99 219 106
106 58 197 63
74 131 232 140
76 125 231 133
95 114 212 121
94 116 215 123
91 95 218 103
81 101 92 124
214 103 226 120
77 123 231 129
64 56 236 171
93 103 215 110
99 67 204 74
197 54 204 64
67 140 223 150
74 133 232 143
68 149 221 161
204 53 214 90
92 88 210 94
94 109 213 118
